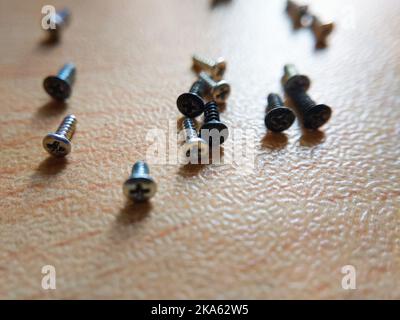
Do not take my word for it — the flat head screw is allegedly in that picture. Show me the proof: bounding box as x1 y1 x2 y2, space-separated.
182 118 209 164
176 79 207 118
282 64 311 94
198 71 231 105
123 161 157 202
287 89 332 130
46 8 71 42
200 101 229 146
43 63 76 101
310 15 335 48
192 55 227 81
42 114 77 157
265 93 296 132
286 0 309 29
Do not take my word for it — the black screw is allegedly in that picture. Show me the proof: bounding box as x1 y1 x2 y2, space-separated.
282 64 310 93
43 63 76 101
46 8 71 42
265 93 295 132
200 101 229 146
176 79 208 117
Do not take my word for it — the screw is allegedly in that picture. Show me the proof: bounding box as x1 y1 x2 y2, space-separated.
176 79 208 118
42 114 77 157
199 71 231 105
192 55 226 81
282 64 311 93
286 0 309 29
46 8 71 42
200 101 229 146
43 63 76 101
123 161 157 202
182 118 209 163
310 15 334 48
265 93 296 132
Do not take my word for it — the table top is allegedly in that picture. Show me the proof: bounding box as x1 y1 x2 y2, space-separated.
0 0 399 299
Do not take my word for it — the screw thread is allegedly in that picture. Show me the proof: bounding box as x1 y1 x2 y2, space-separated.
56 8 71 26
192 54 215 70
284 64 299 80
267 93 284 112
55 114 77 141
199 71 217 89
183 118 198 141
131 161 150 177
288 90 316 114
204 101 220 123
57 63 76 86
189 79 208 97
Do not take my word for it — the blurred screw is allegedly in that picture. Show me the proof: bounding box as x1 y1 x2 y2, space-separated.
310 15 335 48
192 55 226 81
43 114 77 157
182 118 209 164
200 101 229 146
286 0 309 29
177 80 207 117
281 64 311 93
43 63 76 101
199 71 231 105
265 93 296 132
123 161 157 202
46 8 71 42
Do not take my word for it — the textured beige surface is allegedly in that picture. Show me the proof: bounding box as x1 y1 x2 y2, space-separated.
0 0 399 299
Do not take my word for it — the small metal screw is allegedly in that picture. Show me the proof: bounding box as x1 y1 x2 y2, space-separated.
123 161 157 202
310 15 334 48
286 0 309 29
46 8 71 42
200 101 229 146
265 93 296 132
176 79 208 118
192 55 226 81
42 114 77 157
282 64 311 93
199 71 231 105
43 63 76 101
282 65 331 129
182 118 209 163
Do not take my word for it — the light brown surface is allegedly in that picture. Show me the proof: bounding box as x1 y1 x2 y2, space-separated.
0 0 399 299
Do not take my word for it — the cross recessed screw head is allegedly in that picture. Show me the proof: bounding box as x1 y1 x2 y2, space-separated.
43 63 76 101
46 8 71 42
177 79 208 118
42 114 77 157
199 71 231 105
192 54 227 81
265 93 295 132
286 0 309 29
181 118 209 164
310 15 335 48
200 101 229 146
123 161 157 202
282 64 310 93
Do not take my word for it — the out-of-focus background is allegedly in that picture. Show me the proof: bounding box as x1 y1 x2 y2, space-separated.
0 0 399 299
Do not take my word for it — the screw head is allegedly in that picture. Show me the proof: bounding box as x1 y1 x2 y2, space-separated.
212 57 227 81
43 76 71 101
212 81 231 104
200 121 229 145
284 75 310 93
177 93 205 118
123 176 157 202
304 104 332 129
265 107 296 132
42 133 71 157
181 137 209 163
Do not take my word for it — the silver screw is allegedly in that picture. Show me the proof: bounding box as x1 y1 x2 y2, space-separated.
42 114 77 157
182 118 209 164
123 161 157 202
310 15 335 48
46 8 71 42
192 55 226 81
198 71 231 105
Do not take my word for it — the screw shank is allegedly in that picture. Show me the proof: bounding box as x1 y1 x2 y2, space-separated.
58 63 76 86
131 161 150 177
267 93 284 112
55 114 77 141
